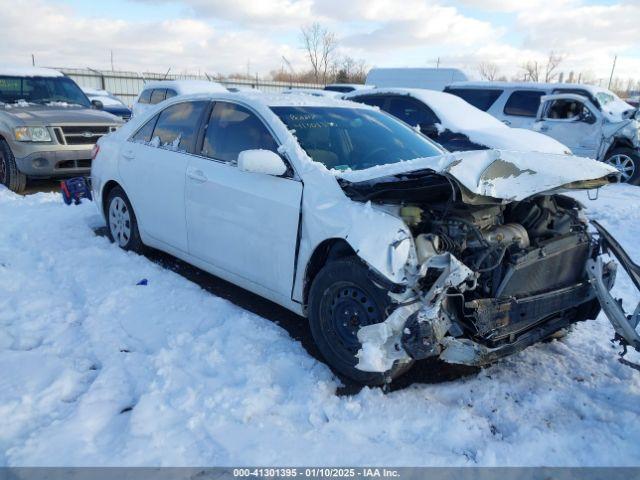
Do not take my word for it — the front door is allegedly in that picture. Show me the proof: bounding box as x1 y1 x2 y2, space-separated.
534 94 603 158
185 101 302 299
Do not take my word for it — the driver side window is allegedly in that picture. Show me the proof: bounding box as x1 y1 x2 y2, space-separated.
201 102 278 164
546 99 595 124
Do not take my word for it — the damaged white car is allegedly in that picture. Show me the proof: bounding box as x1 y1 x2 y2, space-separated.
92 92 640 386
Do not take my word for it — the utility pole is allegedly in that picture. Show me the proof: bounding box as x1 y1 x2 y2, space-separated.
110 50 114 71
436 57 440 68
608 55 617 89
31 54 35 66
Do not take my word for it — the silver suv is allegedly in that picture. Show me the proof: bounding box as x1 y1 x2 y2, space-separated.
0 67 123 193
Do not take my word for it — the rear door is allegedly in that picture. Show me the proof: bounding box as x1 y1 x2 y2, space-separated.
501 90 545 128
533 94 603 158
185 100 303 299
119 100 209 252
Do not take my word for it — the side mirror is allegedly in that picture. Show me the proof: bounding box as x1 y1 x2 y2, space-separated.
238 149 287 176
419 123 439 138
91 99 104 110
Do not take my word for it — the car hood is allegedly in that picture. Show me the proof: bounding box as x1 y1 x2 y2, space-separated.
334 149 619 202
0 105 122 125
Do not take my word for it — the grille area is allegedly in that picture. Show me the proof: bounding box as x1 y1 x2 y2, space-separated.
55 125 113 145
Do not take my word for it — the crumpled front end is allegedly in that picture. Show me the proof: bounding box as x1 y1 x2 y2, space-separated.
353 185 621 372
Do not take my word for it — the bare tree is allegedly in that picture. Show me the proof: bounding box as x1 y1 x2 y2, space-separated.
478 62 500 81
544 51 563 82
521 60 540 82
301 22 337 84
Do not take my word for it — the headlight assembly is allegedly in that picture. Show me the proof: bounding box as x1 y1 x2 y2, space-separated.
14 126 52 142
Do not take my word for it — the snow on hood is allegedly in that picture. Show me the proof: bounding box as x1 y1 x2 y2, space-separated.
335 149 619 201
346 88 570 155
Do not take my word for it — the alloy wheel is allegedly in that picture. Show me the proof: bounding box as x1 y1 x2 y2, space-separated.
606 154 635 182
109 196 132 247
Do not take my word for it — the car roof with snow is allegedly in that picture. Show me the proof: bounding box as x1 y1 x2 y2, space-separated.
448 80 616 96
168 90 375 109
139 79 227 95
344 87 570 155
0 67 63 77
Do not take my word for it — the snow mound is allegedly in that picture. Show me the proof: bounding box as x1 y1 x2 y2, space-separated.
0 185 639 466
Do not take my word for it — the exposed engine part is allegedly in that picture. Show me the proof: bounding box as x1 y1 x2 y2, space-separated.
472 223 529 249
415 233 441 264
400 205 423 226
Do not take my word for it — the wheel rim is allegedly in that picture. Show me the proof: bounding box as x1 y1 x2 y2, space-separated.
606 154 635 182
321 283 383 358
108 196 132 247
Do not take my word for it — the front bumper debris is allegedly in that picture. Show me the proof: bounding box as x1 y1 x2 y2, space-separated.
588 221 640 352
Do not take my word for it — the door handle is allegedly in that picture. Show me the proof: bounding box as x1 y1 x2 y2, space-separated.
187 169 207 183
122 148 135 160
502 120 511 126
539 125 549 132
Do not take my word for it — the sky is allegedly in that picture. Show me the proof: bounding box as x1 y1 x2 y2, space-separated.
0 0 638 83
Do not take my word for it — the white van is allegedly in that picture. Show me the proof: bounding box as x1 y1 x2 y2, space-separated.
366 68 468 91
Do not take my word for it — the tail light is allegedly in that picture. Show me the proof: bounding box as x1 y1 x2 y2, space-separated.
91 144 100 160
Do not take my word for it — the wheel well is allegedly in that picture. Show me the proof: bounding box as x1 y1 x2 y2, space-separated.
101 180 121 218
606 138 635 156
303 238 356 308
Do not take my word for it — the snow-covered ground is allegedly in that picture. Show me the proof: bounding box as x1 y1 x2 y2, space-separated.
0 183 639 466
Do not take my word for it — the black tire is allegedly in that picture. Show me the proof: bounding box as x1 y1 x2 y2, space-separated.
105 186 144 252
0 139 27 193
308 257 413 386
604 147 640 185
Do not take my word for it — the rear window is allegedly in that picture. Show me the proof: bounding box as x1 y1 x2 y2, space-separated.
444 88 502 111
150 89 167 105
138 89 152 104
503 90 544 117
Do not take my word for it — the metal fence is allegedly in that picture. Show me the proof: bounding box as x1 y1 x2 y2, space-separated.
55 67 324 106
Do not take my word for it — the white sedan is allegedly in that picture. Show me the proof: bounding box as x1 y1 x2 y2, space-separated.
92 91 627 386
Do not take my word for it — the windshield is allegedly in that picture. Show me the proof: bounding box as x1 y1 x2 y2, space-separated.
0 76 90 107
271 106 444 171
596 91 616 107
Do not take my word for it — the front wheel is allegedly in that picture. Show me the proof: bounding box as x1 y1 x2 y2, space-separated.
106 186 144 252
0 140 27 193
307 257 413 386
604 148 640 185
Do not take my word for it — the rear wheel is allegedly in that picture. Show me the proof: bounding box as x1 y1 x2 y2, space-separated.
308 257 413 386
604 147 640 185
106 186 144 252
0 140 27 193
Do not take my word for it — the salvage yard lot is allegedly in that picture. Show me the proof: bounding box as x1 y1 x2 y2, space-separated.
0 184 639 466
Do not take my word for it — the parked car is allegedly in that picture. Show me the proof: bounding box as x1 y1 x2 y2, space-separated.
367 68 468 90
131 80 226 117
82 87 132 120
444 81 635 128
346 88 570 154
0 67 122 193
533 92 640 184
446 81 640 183
283 88 344 99
93 92 639 386
323 84 366 93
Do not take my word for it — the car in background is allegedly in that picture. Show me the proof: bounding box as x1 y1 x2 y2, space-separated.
283 88 344 99
132 79 226 117
366 68 468 91
323 84 366 93
92 91 632 387
533 92 640 184
83 87 131 120
444 81 635 129
345 88 570 155
0 67 122 193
